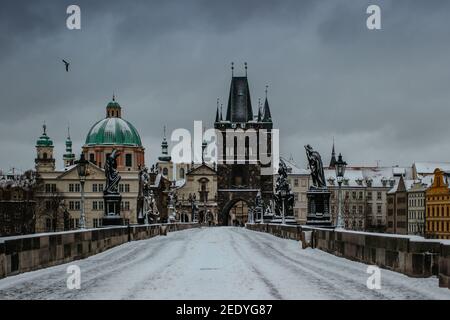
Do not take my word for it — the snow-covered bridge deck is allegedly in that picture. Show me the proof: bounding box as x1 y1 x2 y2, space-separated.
1 227 449 299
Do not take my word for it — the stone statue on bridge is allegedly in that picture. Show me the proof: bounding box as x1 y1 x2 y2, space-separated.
304 144 326 189
104 149 121 194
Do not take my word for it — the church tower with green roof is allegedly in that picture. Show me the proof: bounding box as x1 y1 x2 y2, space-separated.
63 127 76 167
35 124 55 172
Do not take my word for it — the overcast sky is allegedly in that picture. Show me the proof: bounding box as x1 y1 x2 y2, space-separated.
1 0 450 172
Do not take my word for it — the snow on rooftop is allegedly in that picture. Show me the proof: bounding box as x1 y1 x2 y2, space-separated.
414 162 450 175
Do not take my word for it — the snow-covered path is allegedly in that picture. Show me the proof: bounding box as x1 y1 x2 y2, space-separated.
1 227 450 300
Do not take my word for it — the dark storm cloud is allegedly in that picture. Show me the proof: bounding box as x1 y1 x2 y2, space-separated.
1 0 450 172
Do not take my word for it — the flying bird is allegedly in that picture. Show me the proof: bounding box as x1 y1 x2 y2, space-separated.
62 59 70 72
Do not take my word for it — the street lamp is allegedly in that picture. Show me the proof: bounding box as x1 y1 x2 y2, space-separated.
75 153 89 229
189 193 197 223
335 153 347 229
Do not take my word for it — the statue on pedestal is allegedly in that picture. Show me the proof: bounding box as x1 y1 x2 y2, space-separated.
304 145 332 227
305 144 326 189
104 150 121 194
273 159 294 217
103 149 123 225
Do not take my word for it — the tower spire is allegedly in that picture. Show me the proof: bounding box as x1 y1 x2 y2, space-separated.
231 62 234 77
215 98 220 123
262 87 272 123
329 137 337 168
159 125 171 162
244 62 247 77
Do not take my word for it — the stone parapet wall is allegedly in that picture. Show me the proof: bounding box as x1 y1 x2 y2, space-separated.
0 223 199 279
246 223 450 290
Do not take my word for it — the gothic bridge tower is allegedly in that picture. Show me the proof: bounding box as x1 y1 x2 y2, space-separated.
214 64 273 225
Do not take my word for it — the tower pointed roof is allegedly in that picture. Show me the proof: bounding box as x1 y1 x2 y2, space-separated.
329 138 337 168
262 97 272 122
215 98 220 123
225 75 253 123
215 106 220 123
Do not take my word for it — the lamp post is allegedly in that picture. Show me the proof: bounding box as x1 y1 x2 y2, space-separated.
335 153 347 229
75 153 89 229
189 193 197 223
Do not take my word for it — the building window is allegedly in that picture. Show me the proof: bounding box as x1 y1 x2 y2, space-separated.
180 168 185 179
377 192 382 200
69 184 74 192
125 184 130 193
92 184 98 192
46 218 52 231
367 192 372 200
125 154 132 167
163 168 168 176
69 201 74 210
121 201 130 211
99 201 104 211
377 205 382 214
75 201 80 210
99 184 104 192
93 219 99 228
119 184 124 193
294 179 299 187
89 153 95 163
75 184 80 192
93 201 98 210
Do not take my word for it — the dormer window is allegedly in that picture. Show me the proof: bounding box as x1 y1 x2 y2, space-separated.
389 178 396 187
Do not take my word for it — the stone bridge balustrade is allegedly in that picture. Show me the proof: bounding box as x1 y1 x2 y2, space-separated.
246 223 450 290
0 223 200 279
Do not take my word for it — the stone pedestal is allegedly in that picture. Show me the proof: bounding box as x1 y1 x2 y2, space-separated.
103 193 123 226
306 187 332 227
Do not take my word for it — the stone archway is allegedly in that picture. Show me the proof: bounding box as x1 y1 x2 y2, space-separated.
220 198 251 226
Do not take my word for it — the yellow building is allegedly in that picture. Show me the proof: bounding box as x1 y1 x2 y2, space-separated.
425 168 450 239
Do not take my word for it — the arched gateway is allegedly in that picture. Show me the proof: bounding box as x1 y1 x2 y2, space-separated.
214 66 274 226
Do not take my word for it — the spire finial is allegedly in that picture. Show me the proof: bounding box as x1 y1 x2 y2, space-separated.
265 85 268 99
231 62 234 76
67 124 71 139
163 125 166 139
112 92 116 101
220 103 223 121
244 62 247 76
43 122 47 135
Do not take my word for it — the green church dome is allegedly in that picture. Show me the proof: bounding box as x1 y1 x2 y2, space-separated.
85 117 142 147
